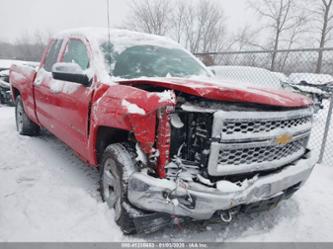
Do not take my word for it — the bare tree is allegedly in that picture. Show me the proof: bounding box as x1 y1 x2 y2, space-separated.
0 31 50 61
125 0 172 35
230 26 265 51
178 0 227 53
249 0 306 71
171 1 186 43
308 0 333 73
279 14 308 71
124 0 227 54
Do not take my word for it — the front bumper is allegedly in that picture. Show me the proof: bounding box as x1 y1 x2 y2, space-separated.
128 151 315 220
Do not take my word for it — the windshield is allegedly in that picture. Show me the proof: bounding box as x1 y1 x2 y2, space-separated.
101 43 211 79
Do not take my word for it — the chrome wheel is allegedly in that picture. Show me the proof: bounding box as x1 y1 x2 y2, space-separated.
102 158 122 220
16 101 24 132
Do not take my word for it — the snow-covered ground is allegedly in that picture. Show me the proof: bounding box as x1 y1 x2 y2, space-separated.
0 104 333 242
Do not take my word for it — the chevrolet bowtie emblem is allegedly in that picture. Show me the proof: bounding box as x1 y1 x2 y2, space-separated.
276 133 293 145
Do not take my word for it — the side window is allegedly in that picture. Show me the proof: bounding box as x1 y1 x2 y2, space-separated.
44 39 63 72
63 39 90 70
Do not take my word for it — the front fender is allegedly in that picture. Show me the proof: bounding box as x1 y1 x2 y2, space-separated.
88 84 175 165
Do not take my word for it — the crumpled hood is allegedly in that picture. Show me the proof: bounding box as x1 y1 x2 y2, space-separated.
116 77 312 108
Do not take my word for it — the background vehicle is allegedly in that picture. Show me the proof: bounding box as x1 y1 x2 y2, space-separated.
0 60 38 105
10 28 315 234
283 73 333 113
0 69 11 104
208 65 286 89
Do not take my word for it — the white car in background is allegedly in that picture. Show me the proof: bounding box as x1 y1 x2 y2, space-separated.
0 59 38 105
284 73 333 113
208 66 332 113
208 65 287 89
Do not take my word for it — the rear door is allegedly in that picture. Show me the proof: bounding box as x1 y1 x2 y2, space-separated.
34 39 64 129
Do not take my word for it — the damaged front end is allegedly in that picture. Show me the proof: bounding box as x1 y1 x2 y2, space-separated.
127 95 316 229
128 150 314 220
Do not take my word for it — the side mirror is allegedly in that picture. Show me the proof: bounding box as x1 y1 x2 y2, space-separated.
210 69 216 76
52 62 91 86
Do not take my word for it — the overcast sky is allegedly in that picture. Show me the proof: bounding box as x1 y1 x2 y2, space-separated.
0 0 252 42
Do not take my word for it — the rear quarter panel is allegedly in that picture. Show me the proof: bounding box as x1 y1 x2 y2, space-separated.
10 64 38 124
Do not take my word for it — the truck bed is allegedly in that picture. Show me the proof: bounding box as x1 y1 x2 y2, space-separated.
10 64 39 124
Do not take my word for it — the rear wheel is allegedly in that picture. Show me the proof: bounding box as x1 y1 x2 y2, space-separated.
15 96 40 136
100 143 138 234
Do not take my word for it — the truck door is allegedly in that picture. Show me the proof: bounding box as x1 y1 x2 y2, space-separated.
53 38 94 159
35 38 94 160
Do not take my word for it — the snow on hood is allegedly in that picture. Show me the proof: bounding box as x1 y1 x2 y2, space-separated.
116 77 312 108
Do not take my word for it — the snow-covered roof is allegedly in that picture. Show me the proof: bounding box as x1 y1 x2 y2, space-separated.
54 27 201 83
287 73 333 85
55 27 182 54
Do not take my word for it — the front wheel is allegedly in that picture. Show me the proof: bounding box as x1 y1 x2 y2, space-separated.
15 96 40 136
100 143 138 234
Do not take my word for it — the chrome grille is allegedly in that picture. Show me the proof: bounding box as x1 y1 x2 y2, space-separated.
208 108 313 176
218 138 307 166
222 117 312 135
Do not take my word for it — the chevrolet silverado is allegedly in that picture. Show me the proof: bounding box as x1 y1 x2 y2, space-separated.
10 28 315 234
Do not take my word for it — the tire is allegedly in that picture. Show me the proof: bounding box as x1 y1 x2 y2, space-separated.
15 96 40 136
100 143 138 235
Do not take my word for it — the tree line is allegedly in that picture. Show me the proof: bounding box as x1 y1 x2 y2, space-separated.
123 0 333 73
1 0 333 72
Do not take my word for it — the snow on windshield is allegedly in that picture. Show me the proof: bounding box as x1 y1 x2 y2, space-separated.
101 44 211 79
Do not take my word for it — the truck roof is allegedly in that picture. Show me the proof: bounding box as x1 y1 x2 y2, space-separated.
55 27 181 54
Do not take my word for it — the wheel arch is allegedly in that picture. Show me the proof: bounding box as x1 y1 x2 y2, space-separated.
11 87 20 101
95 126 131 164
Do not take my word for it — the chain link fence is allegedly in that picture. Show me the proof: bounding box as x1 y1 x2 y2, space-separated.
195 48 333 165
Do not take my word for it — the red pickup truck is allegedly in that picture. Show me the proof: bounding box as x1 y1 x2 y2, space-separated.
10 28 315 234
